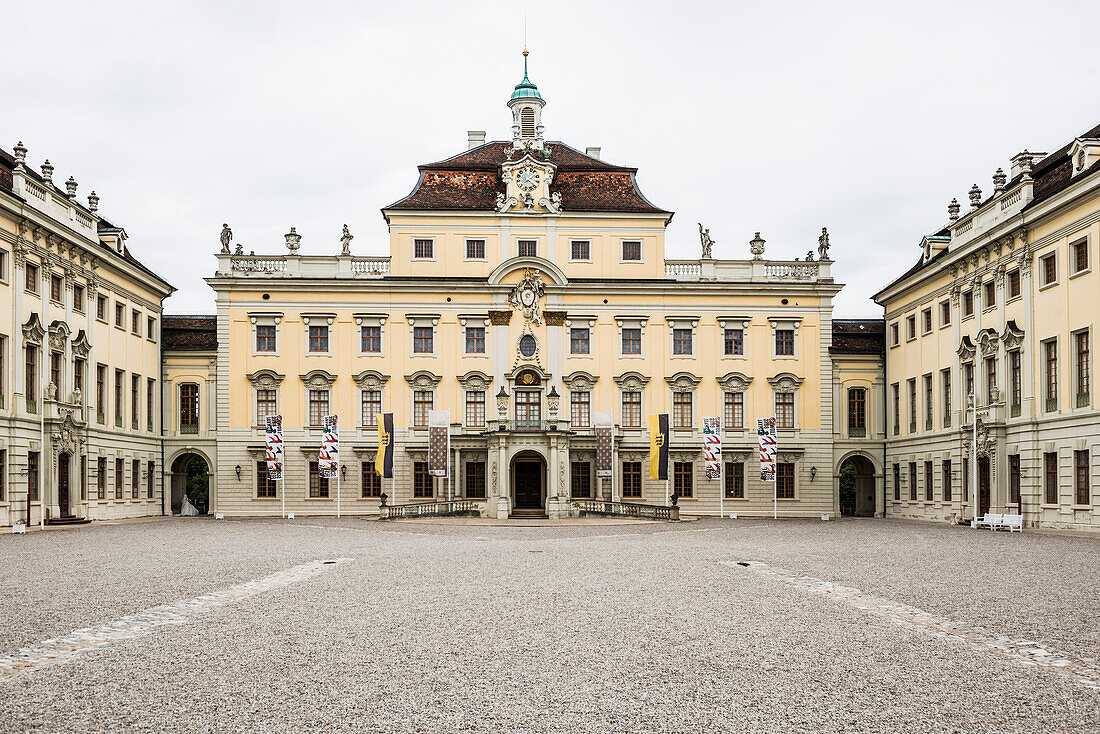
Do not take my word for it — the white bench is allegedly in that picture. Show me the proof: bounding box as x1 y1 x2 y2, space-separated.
973 513 1002 529
999 514 1023 532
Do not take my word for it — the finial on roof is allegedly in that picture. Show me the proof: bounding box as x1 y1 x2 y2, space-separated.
992 167 1007 194
13 141 27 169
41 159 54 183
948 198 960 222
969 184 982 209
87 190 99 212
65 176 78 198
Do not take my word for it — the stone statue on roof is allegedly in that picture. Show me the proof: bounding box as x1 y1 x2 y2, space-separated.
817 227 831 261
219 223 232 254
698 223 714 259
340 224 354 256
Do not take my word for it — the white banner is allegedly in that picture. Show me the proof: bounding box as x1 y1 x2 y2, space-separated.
319 414 339 479
703 416 721 479
757 417 777 482
265 415 283 481
428 409 450 478
593 411 614 478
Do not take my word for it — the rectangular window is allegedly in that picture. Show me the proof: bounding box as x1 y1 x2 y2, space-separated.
308 389 329 426
776 392 795 429
50 274 62 302
25 344 37 408
940 300 951 326
924 374 933 429
148 316 156 341
907 378 916 433
571 461 591 498
413 461 432 497
942 368 952 427
925 461 933 502
943 459 952 502
114 370 124 426
115 302 125 328
621 391 642 428
1009 455 1020 506
308 325 329 353
517 239 537 257
1076 331 1090 406
724 328 744 356
360 325 381 354
906 316 915 340
964 363 974 403
909 462 918 501
673 328 692 355
147 461 155 499
413 239 433 259
571 328 590 355
725 391 744 430
1042 253 1057 285
25 262 39 293
1075 450 1090 505
621 240 642 261
1009 351 1022 414
1008 270 1021 299
672 391 693 429
413 326 433 354
892 383 900 435
775 329 795 356
465 239 485 260
515 390 540 425
465 461 486 498
73 283 85 312
570 391 591 427
983 281 995 309
465 390 485 427
892 463 900 501
570 240 590 261
132 309 141 335
257 462 277 498
28 451 40 501
97 457 106 499
131 374 140 430
147 379 155 432
922 308 932 334
114 458 123 499
848 388 866 436
1073 239 1088 273
256 389 277 425
725 461 745 498
465 326 485 354
50 352 61 395
963 291 974 317
1044 452 1058 504
81 456 87 501
0 250 6 283
309 461 330 498
413 390 433 428
0 449 4 501
1044 340 1058 411
131 459 140 499
256 325 276 352
361 461 381 498
96 294 107 320
623 461 642 498
985 356 997 405
361 390 381 427
621 328 641 355
674 461 694 498
776 463 794 499
963 458 969 503
891 323 899 346
179 383 199 432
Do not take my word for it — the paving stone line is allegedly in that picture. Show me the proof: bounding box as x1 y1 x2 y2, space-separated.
721 560 1100 691
0 557 354 683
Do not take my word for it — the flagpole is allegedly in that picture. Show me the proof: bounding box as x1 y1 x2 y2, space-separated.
720 452 725 520
281 478 285 519
336 471 341 518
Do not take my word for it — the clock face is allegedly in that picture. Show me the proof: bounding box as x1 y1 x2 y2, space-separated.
516 167 540 191
521 288 536 306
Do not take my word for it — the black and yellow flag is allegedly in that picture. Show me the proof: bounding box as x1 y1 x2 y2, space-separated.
649 413 669 480
375 413 394 478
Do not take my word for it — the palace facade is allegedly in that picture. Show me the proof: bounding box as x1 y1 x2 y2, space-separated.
874 122 1100 531
0 143 173 526
194 59 885 519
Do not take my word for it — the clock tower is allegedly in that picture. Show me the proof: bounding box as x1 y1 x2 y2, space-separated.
509 49 546 152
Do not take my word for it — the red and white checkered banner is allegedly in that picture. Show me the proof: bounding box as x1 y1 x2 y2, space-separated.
703 416 721 479
428 409 450 478
757 417 777 482
319 414 339 479
265 415 283 481
594 412 613 478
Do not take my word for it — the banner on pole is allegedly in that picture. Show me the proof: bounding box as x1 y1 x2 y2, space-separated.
265 415 283 481
594 412 614 478
649 413 669 480
428 409 450 478
703 416 722 479
757 417 777 482
319 414 339 479
375 413 394 479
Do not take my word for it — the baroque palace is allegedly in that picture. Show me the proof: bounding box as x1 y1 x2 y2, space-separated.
1 55 1096 529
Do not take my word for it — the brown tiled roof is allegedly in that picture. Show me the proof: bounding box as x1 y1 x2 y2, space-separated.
163 315 217 351
385 141 670 215
831 319 885 355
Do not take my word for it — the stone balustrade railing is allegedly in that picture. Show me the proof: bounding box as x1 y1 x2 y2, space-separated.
217 253 391 278
664 258 832 282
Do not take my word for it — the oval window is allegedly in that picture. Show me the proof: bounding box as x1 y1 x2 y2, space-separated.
519 334 537 358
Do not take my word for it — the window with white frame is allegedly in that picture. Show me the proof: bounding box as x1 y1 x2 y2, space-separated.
355 314 387 356
361 389 381 426
719 318 749 358
769 318 801 358
570 240 591 261
621 390 641 428
621 240 642 261
250 313 282 354
570 391 591 427
667 373 700 430
413 238 434 259
724 391 744 429
407 315 439 357
666 317 698 358
517 239 537 257
413 390 433 427
570 327 590 355
303 315 334 354
465 390 486 427
308 389 329 426
465 239 486 260
466 326 485 354
615 316 647 357
769 373 803 429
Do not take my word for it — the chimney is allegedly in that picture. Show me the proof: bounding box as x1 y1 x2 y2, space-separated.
585 146 601 160
467 131 486 150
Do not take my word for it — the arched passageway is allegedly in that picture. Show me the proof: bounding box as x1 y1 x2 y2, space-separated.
170 453 210 515
839 455 877 517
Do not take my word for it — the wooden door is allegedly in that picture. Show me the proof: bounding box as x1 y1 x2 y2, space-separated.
58 453 70 517
978 457 991 516
514 462 542 508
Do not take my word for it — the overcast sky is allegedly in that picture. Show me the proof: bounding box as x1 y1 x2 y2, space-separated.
6 0 1099 317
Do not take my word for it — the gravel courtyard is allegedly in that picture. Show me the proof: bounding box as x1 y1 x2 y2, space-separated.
1 517 1098 733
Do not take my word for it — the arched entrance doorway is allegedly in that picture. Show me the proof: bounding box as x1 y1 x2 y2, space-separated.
170 453 210 515
839 454 876 517
510 450 546 517
58 452 71 517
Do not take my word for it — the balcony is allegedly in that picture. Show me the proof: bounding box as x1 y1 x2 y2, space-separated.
504 419 557 432
26 399 37 414
1045 397 1058 413
943 416 952 428
180 424 199 435
1077 392 1090 408
1010 404 1021 418
848 427 866 438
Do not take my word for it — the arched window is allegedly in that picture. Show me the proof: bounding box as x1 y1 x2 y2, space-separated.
520 107 536 137
847 387 866 437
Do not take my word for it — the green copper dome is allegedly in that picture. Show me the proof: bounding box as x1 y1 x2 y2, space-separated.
510 50 543 101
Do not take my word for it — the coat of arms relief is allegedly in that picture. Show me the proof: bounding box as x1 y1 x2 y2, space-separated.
509 268 545 326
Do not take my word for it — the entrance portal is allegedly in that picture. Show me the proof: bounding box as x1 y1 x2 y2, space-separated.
58 453 71 517
978 457 991 516
170 453 210 515
511 451 546 511
838 454 876 517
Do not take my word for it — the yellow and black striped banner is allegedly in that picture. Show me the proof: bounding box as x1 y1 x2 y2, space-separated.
375 413 394 478
649 413 669 480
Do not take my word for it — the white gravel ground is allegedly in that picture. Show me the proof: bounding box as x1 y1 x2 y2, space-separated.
1 517 1098 733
